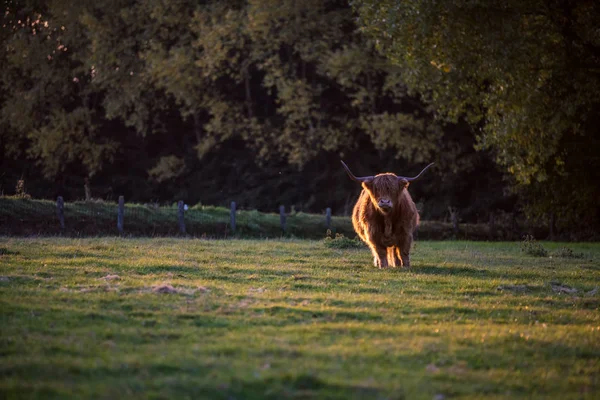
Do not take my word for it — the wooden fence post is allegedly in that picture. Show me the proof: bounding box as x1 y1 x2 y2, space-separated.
230 201 236 233
84 177 91 201
280 205 286 233
178 201 186 234
56 196 65 230
117 196 124 234
326 207 332 230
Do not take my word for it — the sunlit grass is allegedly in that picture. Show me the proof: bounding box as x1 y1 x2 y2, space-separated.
1 238 599 399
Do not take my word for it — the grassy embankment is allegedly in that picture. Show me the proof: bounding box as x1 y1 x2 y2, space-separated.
0 197 512 239
1 238 599 399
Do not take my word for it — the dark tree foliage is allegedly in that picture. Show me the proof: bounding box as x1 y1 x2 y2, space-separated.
1 0 530 230
353 0 600 235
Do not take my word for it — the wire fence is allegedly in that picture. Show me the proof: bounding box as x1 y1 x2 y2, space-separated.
0 196 531 240
0 197 352 239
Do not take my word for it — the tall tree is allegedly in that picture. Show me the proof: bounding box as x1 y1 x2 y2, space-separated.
1 0 509 225
353 0 600 232
0 0 118 178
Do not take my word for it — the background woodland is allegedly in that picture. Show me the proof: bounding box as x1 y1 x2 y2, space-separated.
1 0 598 238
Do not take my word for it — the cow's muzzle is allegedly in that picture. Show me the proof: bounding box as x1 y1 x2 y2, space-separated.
378 200 392 212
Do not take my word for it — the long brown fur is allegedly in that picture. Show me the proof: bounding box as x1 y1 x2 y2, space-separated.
351 174 419 268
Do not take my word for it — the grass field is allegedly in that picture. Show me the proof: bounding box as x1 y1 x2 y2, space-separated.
0 238 599 399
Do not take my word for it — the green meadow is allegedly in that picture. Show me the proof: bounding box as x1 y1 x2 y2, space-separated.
0 238 599 399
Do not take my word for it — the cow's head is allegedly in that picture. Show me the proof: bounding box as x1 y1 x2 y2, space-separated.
341 161 434 214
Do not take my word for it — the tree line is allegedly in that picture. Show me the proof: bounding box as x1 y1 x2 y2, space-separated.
1 0 598 238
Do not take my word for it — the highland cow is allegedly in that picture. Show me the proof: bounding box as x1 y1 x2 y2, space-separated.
341 161 434 268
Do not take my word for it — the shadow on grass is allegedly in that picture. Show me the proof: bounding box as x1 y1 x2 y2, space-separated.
214 374 389 400
1 368 392 400
136 264 202 275
53 251 119 260
262 305 383 323
456 335 600 372
410 265 494 277
11 335 584 399
0 247 20 255
408 264 551 282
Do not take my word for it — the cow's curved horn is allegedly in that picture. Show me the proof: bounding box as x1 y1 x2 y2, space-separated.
399 163 435 182
341 160 374 183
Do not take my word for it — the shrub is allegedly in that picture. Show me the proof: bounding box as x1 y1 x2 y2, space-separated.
323 230 364 249
15 179 31 199
520 235 548 257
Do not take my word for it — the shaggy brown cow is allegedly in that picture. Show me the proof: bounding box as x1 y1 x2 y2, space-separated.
341 161 434 268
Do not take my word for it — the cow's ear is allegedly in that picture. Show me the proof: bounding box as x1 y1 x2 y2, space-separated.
399 179 409 189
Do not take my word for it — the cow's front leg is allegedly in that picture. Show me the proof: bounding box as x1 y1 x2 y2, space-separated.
389 246 402 267
376 246 389 268
369 244 388 268
364 228 389 268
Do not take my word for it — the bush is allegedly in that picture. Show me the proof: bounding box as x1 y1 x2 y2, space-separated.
323 230 364 249
14 179 31 199
519 235 548 257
